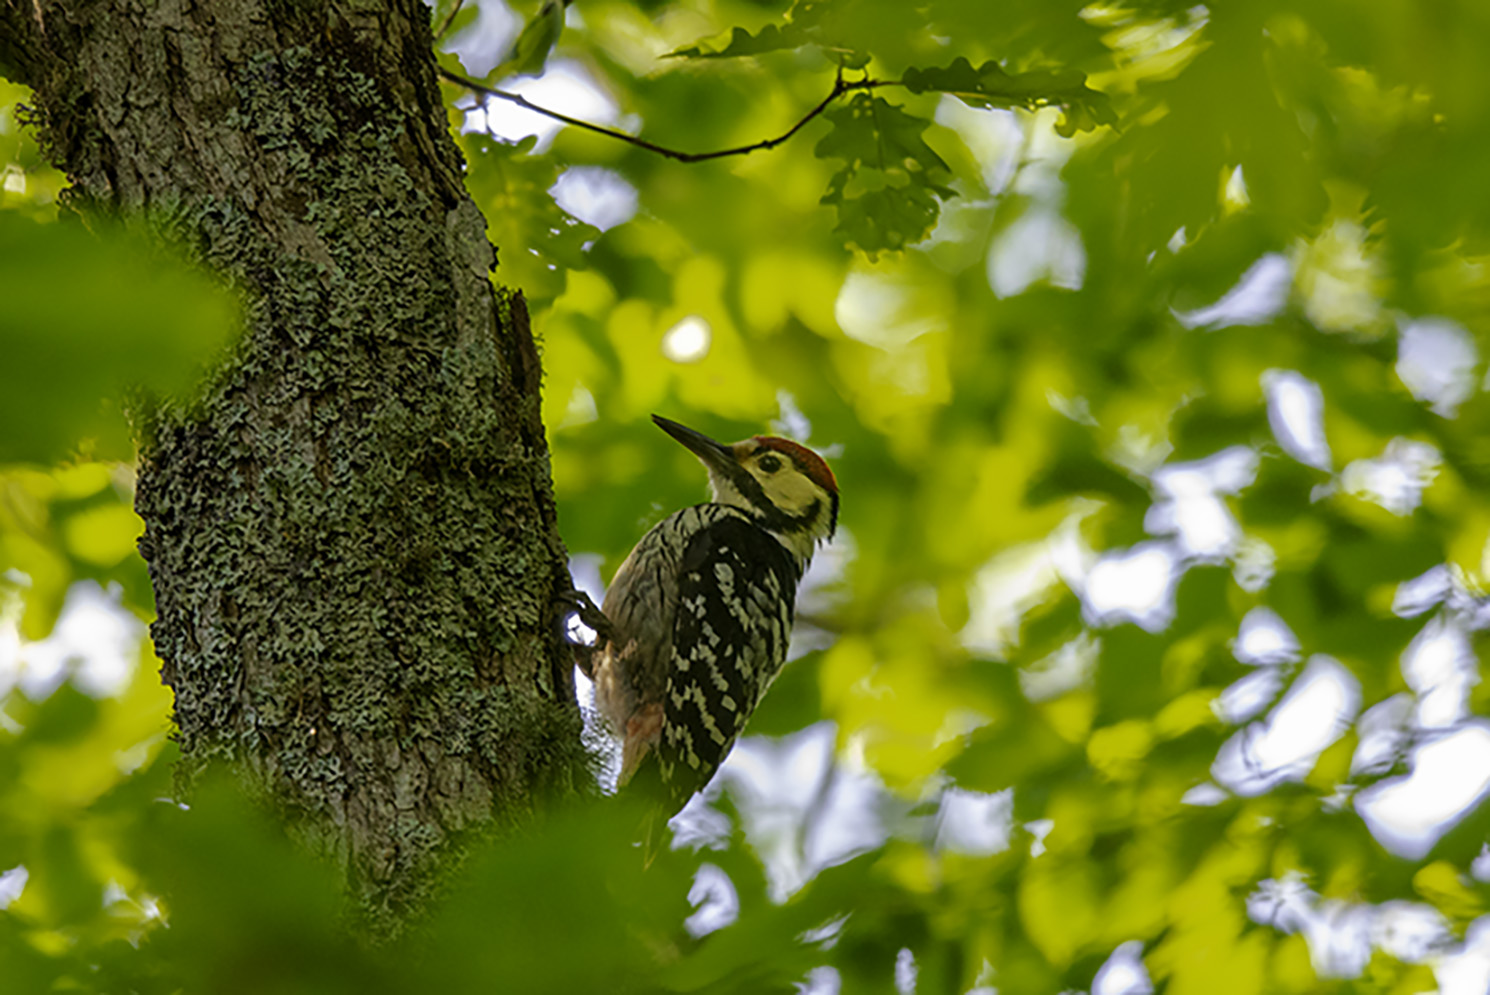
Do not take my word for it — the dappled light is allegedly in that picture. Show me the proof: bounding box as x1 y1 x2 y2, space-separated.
1213 655 1360 796
1357 725 1490 860
5 0 1490 990
660 314 712 363
0 581 142 700
1262 368 1332 470
1175 253 1291 329
550 165 640 233
463 59 626 151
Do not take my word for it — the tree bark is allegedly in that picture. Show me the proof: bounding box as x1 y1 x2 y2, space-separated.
1 0 586 935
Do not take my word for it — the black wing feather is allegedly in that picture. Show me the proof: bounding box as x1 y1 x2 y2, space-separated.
657 513 800 805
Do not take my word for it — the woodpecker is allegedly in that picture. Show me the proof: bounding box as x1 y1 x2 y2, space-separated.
585 415 839 813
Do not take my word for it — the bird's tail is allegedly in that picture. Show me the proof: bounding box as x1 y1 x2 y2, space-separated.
618 746 677 867
618 703 664 786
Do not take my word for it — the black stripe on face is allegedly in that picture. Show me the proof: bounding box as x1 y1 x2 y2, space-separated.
732 467 811 531
729 461 775 513
730 452 833 539
768 497 822 536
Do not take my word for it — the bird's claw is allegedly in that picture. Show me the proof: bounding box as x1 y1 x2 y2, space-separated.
556 586 611 646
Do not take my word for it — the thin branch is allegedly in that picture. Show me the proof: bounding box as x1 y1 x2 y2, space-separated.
433 0 464 42
436 65 897 163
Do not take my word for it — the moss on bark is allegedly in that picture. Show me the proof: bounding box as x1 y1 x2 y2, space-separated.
2 0 589 935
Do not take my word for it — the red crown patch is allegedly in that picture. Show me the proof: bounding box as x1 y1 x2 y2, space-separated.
753 437 838 494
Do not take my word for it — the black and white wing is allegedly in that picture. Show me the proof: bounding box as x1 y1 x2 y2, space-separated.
657 511 801 805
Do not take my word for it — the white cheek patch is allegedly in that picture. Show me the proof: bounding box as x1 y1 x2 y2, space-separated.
763 472 817 516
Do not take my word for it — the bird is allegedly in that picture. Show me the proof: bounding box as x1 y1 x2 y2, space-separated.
583 414 839 815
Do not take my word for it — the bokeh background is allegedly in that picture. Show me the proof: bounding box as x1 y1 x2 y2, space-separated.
4 0 1490 991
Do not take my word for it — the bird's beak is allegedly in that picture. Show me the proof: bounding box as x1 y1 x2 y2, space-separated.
652 415 738 477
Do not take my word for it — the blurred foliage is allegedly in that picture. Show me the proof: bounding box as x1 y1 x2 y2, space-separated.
0 79 238 465
5 0 1490 991
0 213 239 463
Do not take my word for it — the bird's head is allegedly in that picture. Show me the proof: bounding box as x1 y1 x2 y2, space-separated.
653 414 838 559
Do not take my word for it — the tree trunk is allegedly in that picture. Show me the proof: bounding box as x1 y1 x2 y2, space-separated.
1 0 586 935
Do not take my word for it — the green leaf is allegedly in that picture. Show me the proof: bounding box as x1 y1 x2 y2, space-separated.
946 707 1079 793
430 0 478 43
424 794 695 992
666 0 916 67
131 778 392 994
814 94 955 253
668 24 811 60
62 503 144 568
492 0 568 81
903 57 1116 135
20 684 101 746
747 650 824 736
460 135 600 304
33 826 103 927
1025 451 1149 506
0 214 237 462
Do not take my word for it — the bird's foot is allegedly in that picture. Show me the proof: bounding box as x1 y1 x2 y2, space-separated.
555 586 612 646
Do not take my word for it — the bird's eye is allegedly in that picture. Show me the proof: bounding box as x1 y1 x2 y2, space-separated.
758 454 783 474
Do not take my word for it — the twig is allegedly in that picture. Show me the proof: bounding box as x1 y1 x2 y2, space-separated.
436 65 896 163
434 0 464 42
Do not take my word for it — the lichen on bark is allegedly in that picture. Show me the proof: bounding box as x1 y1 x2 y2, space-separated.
1 0 591 935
